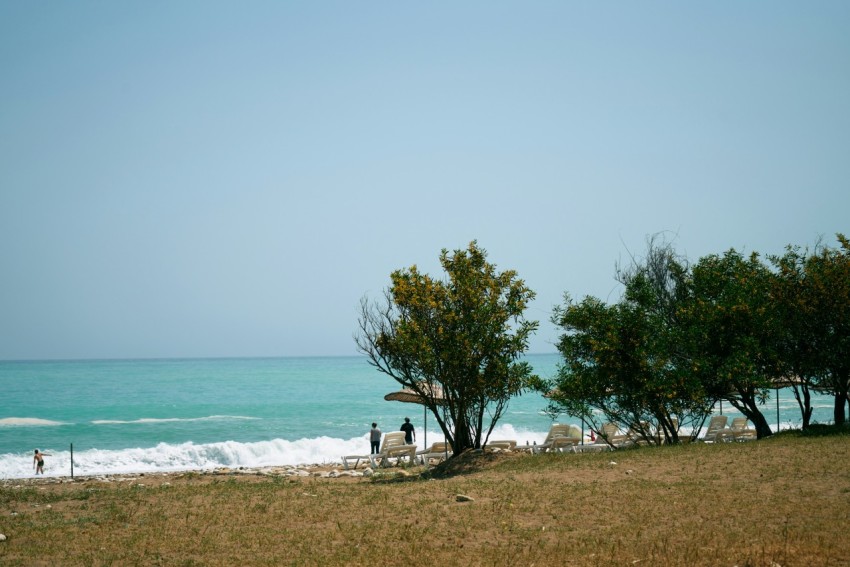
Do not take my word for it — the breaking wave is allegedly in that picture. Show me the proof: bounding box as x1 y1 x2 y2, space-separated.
0 423 549 479
0 417 66 427
91 415 259 425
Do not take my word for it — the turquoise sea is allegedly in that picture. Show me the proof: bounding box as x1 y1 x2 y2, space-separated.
0 354 837 479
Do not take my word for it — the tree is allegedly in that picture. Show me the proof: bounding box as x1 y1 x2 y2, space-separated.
679 250 778 438
546 237 711 445
770 243 823 429
781 234 850 425
355 242 539 455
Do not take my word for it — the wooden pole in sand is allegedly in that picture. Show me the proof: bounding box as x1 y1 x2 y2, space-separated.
70 443 74 479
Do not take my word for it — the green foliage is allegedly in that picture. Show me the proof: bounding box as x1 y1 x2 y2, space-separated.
770 234 850 425
770 243 825 428
678 249 778 437
546 237 710 444
356 241 538 454
546 233 850 442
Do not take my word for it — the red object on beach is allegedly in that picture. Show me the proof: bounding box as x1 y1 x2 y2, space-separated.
590 430 596 442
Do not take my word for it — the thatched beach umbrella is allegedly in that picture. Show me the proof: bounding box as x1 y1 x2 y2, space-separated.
384 382 445 447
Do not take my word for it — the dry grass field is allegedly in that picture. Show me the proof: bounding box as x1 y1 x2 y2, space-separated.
1 431 849 566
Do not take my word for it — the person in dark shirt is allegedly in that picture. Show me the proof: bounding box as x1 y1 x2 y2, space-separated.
400 417 416 444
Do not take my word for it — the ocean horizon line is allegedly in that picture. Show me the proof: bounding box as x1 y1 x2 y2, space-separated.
0 351 561 364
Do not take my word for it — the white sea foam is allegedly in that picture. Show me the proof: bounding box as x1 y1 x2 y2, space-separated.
3 418 812 480
91 415 259 425
0 422 551 479
0 417 65 427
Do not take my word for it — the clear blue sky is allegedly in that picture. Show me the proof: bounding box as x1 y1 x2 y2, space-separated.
1 2 848 360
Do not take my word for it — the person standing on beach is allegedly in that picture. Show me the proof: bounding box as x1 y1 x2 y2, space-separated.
400 417 416 445
370 423 382 454
33 449 50 475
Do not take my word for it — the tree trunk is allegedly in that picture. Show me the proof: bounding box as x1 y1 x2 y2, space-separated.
803 389 812 429
830 371 850 426
450 415 475 456
834 393 847 426
474 410 484 449
749 409 773 439
730 392 773 439
791 386 813 430
654 413 675 445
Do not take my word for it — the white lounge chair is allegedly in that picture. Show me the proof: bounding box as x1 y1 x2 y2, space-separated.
574 433 614 452
596 422 638 448
730 417 757 441
700 415 729 443
485 440 517 451
342 435 387 470
535 424 581 453
369 431 417 468
625 421 656 446
416 442 452 465
341 453 369 470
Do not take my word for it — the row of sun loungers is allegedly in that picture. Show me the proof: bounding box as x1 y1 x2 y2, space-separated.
342 416 758 469
342 432 416 470
531 416 757 453
342 433 453 470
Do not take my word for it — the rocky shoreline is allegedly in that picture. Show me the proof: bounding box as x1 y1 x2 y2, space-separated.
0 462 386 490
1 449 511 490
